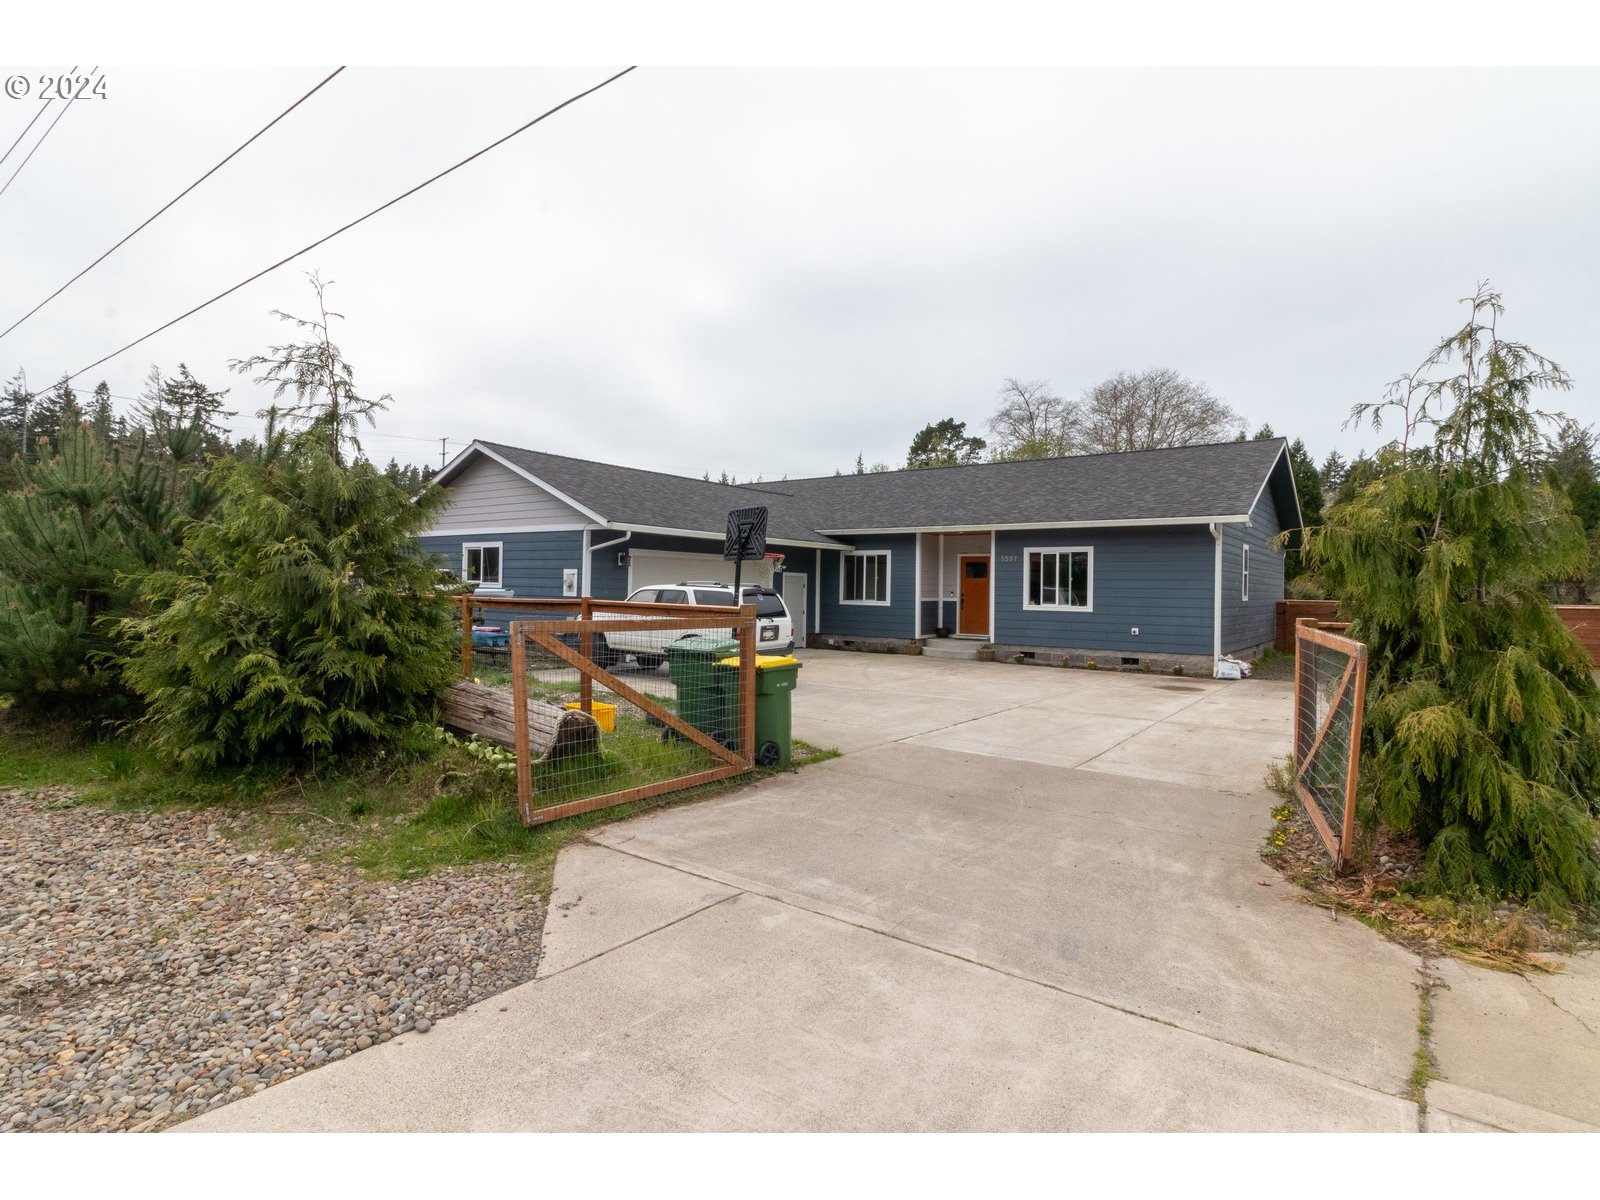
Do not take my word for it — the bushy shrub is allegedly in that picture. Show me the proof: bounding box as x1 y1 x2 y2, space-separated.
120 433 456 767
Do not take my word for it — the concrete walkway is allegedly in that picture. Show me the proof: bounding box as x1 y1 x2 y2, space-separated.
187 651 1600 1132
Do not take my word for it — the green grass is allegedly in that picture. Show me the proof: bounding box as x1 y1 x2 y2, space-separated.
0 710 840 891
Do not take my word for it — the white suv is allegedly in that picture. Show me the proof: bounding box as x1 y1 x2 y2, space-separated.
594 582 795 668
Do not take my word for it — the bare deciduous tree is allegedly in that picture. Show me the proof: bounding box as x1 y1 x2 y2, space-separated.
987 377 1073 460
1071 368 1243 453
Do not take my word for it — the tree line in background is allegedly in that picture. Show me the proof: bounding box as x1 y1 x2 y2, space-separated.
0 274 455 769
0 366 438 497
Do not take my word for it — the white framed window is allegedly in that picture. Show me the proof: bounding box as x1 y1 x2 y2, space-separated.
1242 545 1250 602
462 542 503 589
840 550 891 605
1023 547 1092 611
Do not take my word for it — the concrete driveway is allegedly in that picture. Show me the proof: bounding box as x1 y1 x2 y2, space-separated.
189 650 1600 1132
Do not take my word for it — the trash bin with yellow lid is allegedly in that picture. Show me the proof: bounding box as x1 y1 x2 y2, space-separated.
714 653 802 768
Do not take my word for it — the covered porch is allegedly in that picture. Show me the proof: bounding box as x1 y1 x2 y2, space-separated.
916 530 995 642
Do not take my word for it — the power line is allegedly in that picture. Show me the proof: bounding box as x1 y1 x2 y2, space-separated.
0 90 66 171
0 67 347 345
62 65 638 386
0 66 96 201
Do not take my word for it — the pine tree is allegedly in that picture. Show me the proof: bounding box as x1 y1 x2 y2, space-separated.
1319 449 1348 496
135 363 236 459
1282 438 1324 583
1303 285 1600 908
0 414 205 715
89 381 115 447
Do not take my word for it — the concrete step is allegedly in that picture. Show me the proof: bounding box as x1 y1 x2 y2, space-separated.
920 639 982 660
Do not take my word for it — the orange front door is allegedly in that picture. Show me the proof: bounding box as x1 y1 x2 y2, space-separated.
958 556 990 636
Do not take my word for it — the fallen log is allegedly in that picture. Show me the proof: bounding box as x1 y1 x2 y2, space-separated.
440 679 600 760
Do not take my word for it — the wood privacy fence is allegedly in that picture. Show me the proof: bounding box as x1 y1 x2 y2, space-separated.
1555 606 1600 664
1274 601 1340 653
1277 600 1600 663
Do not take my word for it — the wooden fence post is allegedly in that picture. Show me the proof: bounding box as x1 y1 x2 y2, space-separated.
459 595 475 678
1339 644 1367 866
738 604 756 767
510 624 533 822
579 596 593 714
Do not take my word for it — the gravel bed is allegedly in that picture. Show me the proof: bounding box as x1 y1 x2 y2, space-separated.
0 786 545 1133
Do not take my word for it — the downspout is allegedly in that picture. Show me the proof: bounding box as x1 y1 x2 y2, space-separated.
1210 522 1223 664
587 528 632 597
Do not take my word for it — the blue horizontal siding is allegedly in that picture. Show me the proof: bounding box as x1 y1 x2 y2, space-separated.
419 531 583 626
818 535 916 639
993 527 1214 656
1222 487 1285 653
587 533 631 600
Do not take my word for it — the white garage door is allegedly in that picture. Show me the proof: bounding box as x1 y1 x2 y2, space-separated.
626 549 773 596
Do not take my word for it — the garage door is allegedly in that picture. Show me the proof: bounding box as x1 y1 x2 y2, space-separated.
626 549 773 596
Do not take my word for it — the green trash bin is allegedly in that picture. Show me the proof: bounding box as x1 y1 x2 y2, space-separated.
663 635 741 743
715 653 803 768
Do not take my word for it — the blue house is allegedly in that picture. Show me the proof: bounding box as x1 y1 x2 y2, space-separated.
421 438 1301 671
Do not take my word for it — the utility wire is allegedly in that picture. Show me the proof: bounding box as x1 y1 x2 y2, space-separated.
0 87 65 170
0 67 347 345
0 66 96 201
63 66 638 385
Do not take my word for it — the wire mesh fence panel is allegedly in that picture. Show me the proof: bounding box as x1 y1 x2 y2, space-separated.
507 601 756 827
1292 621 1367 869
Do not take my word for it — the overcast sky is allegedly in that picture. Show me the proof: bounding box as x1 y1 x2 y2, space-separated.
2 65 1597 479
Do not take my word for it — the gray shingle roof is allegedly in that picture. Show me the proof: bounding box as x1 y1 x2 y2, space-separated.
460 437 1294 542
770 438 1292 530
472 442 841 546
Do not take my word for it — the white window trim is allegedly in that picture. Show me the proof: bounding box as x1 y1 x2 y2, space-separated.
839 550 892 606
1242 544 1250 603
1021 545 1094 613
462 541 504 590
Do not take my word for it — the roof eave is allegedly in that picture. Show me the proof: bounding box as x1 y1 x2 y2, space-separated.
608 521 849 551
815 515 1251 536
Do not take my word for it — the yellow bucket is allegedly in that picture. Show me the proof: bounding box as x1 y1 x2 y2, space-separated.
563 700 617 733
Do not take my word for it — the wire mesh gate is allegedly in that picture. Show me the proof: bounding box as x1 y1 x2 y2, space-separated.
489 598 757 827
1292 619 1368 868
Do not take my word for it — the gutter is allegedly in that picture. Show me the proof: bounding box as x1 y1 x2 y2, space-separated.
1210 522 1223 663
586 528 633 596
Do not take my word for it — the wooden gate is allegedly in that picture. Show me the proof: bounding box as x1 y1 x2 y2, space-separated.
1292 619 1368 869
507 600 757 827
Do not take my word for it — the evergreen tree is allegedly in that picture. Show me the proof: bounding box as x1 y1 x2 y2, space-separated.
229 272 382 468
381 458 436 497
1303 285 1600 908
135 363 236 459
906 418 986 468
120 280 456 767
1282 437 1325 583
0 415 208 716
89 381 116 447
1319 449 1348 497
